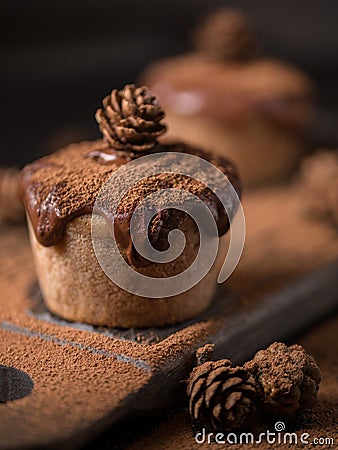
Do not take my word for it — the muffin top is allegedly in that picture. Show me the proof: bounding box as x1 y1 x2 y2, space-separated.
142 9 313 129
20 85 241 256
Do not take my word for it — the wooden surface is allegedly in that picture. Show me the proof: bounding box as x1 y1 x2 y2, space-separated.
0 185 337 449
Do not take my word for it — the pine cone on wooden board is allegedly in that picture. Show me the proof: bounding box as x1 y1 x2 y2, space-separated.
244 342 321 418
95 84 167 152
187 359 257 431
0 167 24 225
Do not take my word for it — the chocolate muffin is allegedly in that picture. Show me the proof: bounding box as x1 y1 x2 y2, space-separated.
20 84 241 328
141 9 313 187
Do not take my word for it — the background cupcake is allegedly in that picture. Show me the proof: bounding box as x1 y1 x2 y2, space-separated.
142 9 314 187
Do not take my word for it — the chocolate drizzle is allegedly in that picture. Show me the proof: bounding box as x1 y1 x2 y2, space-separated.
20 141 128 247
20 140 241 267
113 209 186 267
113 219 149 267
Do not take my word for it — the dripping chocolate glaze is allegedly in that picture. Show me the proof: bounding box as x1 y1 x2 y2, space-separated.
20 140 241 266
113 209 186 267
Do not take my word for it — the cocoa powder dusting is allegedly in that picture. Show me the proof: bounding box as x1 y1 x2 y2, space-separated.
1 181 338 449
127 321 338 450
0 225 210 449
244 342 321 417
20 140 241 256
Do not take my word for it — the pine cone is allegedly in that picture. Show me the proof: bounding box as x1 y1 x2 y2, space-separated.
196 344 215 366
193 8 259 62
95 84 167 152
187 359 257 431
0 167 25 224
244 342 321 418
297 150 338 229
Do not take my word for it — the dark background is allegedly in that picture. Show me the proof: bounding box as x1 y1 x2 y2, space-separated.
2 0 338 167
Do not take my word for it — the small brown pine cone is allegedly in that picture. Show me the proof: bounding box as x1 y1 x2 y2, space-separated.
244 342 321 418
95 84 166 152
193 8 259 62
187 359 257 431
195 344 215 366
0 167 25 224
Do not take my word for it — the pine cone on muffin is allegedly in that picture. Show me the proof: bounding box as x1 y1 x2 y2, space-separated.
95 84 167 152
187 359 257 431
193 8 259 62
244 342 321 418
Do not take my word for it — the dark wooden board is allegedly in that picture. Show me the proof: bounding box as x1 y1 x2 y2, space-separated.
0 186 337 449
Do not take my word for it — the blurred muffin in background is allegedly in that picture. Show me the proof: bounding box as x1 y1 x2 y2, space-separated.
296 149 338 229
0 167 24 225
141 8 314 187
